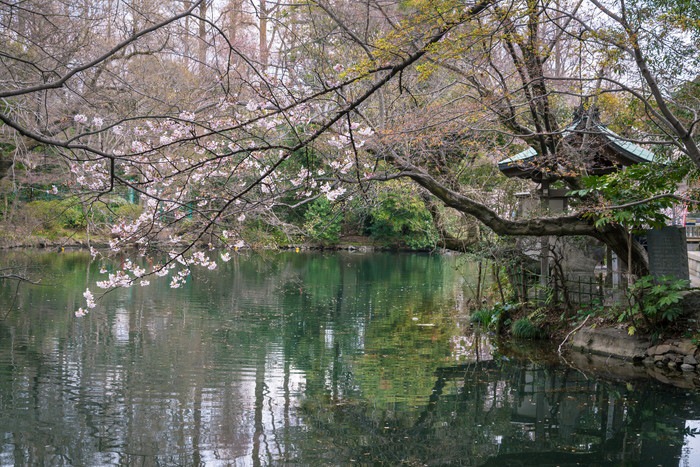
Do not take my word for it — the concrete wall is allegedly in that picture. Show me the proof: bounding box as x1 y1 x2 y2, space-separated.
689 251 700 287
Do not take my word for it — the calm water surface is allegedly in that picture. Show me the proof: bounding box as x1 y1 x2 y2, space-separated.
0 250 699 466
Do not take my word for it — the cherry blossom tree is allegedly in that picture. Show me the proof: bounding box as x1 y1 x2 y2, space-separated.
1 0 699 316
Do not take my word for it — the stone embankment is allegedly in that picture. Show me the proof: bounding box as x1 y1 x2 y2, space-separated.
569 326 700 389
568 289 700 388
644 340 699 372
569 326 650 360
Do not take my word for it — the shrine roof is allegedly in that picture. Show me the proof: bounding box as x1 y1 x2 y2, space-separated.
498 118 656 179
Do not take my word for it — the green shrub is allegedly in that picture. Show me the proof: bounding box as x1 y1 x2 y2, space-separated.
470 302 515 333
367 185 437 249
470 308 496 326
304 197 341 245
511 318 544 339
620 275 689 335
27 198 86 229
242 218 289 248
26 196 143 235
113 203 143 221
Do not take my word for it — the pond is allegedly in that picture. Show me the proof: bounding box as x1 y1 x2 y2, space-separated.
0 250 699 466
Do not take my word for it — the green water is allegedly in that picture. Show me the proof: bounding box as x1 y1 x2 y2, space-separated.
0 250 699 466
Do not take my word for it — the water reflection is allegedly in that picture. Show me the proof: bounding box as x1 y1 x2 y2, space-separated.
0 250 698 466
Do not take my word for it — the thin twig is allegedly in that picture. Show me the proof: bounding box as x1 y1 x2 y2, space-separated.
1 280 22 321
0 274 41 285
558 314 590 355
558 353 590 381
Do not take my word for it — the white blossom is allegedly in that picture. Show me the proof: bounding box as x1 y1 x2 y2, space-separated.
83 289 96 308
155 267 170 277
96 271 133 289
179 111 196 121
326 187 346 201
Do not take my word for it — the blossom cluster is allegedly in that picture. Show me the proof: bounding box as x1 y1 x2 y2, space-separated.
71 99 379 318
74 288 97 317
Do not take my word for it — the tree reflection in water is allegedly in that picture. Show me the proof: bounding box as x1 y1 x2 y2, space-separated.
296 348 695 466
0 250 698 466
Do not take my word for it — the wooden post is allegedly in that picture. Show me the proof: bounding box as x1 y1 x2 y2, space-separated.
540 181 550 303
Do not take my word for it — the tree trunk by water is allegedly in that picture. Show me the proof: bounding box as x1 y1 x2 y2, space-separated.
408 169 650 275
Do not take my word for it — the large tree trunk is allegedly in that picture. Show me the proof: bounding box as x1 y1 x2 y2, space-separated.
596 224 649 277
258 0 269 68
421 192 478 251
198 0 208 73
405 167 650 275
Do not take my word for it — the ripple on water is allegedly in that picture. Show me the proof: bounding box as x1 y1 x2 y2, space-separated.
3 251 700 466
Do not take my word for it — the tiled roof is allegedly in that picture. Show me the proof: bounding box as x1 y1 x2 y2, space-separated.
497 147 537 168
497 118 656 178
595 124 656 163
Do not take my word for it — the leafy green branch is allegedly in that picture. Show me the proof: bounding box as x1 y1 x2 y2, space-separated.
618 275 690 336
570 159 694 232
